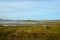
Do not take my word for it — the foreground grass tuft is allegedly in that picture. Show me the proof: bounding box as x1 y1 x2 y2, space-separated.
0 26 60 40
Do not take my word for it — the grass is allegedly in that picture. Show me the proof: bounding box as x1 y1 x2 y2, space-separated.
0 25 60 40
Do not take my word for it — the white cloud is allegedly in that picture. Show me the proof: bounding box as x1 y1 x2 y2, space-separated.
0 8 15 13
0 1 60 20
0 1 33 13
0 2 33 8
32 1 60 9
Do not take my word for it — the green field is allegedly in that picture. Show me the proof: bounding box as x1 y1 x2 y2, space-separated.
0 25 60 40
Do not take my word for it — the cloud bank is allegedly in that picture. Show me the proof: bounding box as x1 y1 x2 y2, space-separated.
0 1 60 20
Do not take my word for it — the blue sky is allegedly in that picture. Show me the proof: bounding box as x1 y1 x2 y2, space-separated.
0 0 60 20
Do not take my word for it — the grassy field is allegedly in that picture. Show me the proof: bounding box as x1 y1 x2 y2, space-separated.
0 25 60 40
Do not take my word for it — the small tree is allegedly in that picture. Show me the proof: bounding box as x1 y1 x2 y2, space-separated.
46 22 51 29
0 24 3 27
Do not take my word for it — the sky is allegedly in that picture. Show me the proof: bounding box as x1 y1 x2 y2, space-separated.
0 0 60 20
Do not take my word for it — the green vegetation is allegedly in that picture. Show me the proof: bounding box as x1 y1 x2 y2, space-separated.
0 20 60 40
0 25 60 40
